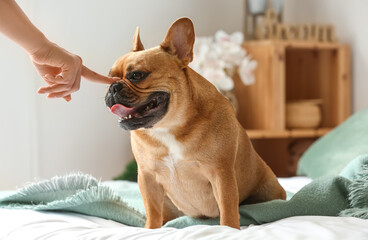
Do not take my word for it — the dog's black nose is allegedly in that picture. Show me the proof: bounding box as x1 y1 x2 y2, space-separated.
110 82 123 94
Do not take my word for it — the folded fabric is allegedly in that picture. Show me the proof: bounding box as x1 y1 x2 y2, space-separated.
1 155 368 228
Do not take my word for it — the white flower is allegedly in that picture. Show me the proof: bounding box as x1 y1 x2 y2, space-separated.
215 30 243 45
238 56 258 86
203 68 234 91
190 30 257 91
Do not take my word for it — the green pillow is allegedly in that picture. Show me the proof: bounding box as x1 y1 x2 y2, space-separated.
297 107 368 179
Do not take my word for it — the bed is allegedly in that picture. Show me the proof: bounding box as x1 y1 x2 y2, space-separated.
0 176 367 240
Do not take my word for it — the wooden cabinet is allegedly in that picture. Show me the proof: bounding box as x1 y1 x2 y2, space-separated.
234 40 351 177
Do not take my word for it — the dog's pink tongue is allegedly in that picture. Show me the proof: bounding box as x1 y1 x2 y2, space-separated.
110 104 133 118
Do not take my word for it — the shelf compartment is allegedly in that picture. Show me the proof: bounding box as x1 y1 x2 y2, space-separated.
285 46 350 128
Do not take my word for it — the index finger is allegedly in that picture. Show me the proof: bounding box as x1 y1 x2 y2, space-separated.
81 65 119 84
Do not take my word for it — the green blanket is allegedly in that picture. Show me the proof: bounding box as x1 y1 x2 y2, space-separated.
1 155 368 228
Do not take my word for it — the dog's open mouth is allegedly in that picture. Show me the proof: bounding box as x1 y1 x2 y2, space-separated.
109 92 170 129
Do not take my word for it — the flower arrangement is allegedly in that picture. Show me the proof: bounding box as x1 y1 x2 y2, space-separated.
190 30 258 92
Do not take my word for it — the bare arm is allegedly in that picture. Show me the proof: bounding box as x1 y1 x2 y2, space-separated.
0 0 117 101
0 0 49 53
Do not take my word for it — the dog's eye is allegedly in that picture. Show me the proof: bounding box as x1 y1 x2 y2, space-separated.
126 71 149 83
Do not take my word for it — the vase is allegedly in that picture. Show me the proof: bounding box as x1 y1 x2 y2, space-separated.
271 0 284 14
248 0 268 14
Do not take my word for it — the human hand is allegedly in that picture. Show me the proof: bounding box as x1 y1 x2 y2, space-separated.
30 41 118 101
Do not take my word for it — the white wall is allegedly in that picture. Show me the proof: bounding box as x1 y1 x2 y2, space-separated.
284 0 368 112
0 0 244 189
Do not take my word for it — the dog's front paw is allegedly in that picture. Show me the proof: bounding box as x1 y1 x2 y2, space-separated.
221 220 240 230
145 221 162 229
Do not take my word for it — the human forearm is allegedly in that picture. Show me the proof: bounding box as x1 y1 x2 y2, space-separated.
0 0 49 54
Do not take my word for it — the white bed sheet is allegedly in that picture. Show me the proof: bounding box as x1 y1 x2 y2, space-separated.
1 177 367 240
1 210 367 240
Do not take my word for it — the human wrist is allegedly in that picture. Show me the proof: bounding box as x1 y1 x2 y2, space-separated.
24 32 51 56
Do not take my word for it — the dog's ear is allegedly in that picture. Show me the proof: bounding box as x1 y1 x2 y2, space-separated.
160 17 195 66
132 27 144 52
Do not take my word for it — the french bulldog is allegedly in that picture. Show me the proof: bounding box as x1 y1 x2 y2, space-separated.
105 17 286 229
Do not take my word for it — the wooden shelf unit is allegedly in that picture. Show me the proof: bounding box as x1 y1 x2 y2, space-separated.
234 40 351 177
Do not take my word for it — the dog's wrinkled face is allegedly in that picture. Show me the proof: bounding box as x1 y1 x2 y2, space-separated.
105 50 172 130
105 18 195 130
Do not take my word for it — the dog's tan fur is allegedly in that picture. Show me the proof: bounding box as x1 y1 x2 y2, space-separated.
108 18 286 229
